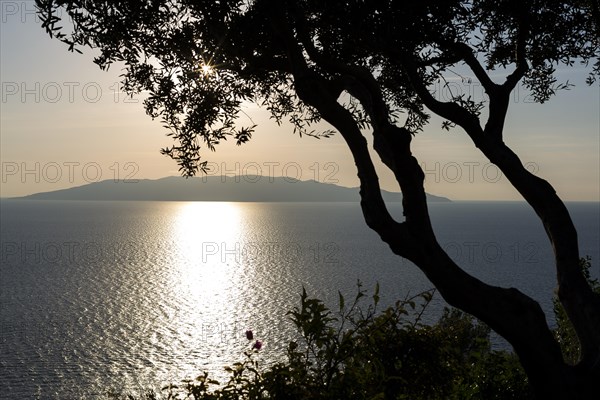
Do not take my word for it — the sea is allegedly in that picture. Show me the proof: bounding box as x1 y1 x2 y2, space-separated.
1 200 598 399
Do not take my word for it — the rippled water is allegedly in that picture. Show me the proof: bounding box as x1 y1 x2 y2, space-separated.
1 200 598 398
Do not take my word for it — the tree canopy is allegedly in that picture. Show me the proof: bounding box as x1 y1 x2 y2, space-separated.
36 0 598 173
36 0 600 398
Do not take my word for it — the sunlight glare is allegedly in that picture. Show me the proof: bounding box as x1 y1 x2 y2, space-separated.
170 201 245 310
200 63 215 76
162 202 249 381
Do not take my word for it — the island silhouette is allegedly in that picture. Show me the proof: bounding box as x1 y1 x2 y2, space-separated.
18 176 450 202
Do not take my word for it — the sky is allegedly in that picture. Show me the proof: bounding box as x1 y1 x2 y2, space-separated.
1 2 599 201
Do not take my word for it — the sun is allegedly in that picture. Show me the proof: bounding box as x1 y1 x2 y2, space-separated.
200 63 215 76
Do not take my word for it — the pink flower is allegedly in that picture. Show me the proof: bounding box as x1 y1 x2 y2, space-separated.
245 330 253 340
252 340 263 351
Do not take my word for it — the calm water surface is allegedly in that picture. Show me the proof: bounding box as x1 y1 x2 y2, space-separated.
1 200 598 398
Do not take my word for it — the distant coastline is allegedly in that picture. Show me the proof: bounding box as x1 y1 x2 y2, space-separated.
12 176 451 203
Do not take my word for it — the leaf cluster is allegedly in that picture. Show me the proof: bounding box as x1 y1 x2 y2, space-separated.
36 1 599 174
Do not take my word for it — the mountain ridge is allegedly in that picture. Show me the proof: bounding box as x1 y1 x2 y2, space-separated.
16 176 451 202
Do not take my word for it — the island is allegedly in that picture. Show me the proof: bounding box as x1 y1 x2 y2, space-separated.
17 176 451 202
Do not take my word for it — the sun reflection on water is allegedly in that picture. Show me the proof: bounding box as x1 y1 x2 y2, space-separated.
166 202 249 380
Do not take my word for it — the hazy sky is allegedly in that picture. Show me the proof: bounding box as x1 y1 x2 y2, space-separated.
1 2 599 200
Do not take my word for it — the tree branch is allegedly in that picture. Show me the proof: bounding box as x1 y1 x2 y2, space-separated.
290 15 436 231
503 10 530 92
449 42 510 141
452 42 498 94
400 53 484 138
266 0 413 252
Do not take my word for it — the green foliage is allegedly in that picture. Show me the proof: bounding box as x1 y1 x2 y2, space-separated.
111 283 533 399
552 256 600 365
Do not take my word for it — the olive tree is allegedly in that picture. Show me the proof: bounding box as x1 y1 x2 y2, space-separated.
36 0 600 397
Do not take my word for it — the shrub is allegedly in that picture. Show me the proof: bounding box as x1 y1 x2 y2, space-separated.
118 282 533 399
